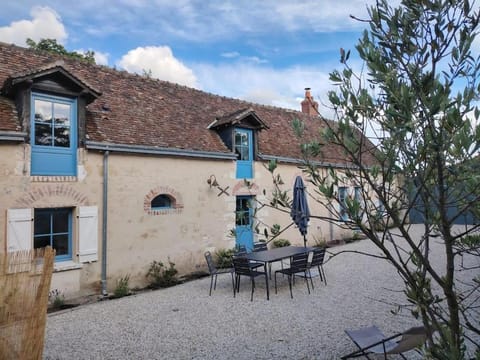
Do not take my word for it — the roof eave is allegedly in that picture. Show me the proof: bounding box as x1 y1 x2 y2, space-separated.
85 141 237 160
0 131 27 142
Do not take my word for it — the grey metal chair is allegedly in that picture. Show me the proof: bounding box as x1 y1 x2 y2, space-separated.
234 244 263 270
274 252 310 298
232 256 269 301
204 251 234 296
307 247 327 288
342 325 427 359
253 242 268 252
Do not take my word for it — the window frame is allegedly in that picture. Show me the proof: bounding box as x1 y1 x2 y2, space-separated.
151 194 173 210
338 186 348 221
30 92 78 176
234 128 253 179
34 207 73 262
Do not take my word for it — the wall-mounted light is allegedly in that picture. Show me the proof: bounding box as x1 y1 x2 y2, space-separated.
207 175 219 188
207 174 229 196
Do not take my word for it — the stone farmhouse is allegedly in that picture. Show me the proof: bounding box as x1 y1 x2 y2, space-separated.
0 42 376 298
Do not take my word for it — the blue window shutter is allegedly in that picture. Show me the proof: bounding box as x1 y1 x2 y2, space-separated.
235 128 253 179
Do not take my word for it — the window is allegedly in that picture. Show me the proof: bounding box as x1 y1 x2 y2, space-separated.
236 197 252 226
338 186 348 221
234 128 253 178
235 196 255 251
31 93 77 176
34 208 72 261
151 194 172 209
352 186 364 222
7 206 98 263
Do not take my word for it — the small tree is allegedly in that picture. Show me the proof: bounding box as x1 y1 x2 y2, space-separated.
269 0 480 358
26 38 96 64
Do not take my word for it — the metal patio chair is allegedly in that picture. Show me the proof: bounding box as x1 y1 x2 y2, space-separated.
341 325 427 359
307 247 327 288
204 251 235 296
235 244 263 270
232 256 269 301
253 242 268 252
274 252 310 298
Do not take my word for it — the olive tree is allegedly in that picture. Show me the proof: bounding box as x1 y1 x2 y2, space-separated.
269 0 480 358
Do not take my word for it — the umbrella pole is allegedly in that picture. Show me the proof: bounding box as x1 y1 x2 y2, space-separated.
303 235 307 247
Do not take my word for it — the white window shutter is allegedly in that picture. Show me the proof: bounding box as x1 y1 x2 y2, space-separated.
7 208 32 252
78 206 98 263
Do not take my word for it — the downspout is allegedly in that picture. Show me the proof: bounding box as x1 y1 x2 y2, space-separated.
101 150 109 296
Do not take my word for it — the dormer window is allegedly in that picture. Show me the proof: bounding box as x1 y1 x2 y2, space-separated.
208 107 268 180
234 128 253 178
31 93 77 175
3 61 100 177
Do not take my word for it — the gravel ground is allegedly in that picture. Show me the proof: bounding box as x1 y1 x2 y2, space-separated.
43 225 479 359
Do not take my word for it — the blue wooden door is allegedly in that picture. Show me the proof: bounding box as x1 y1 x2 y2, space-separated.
236 196 254 251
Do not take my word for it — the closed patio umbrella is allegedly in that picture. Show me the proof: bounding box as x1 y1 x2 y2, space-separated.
291 176 310 247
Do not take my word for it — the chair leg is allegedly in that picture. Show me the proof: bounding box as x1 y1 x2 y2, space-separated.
304 271 310 294
234 274 241 297
308 269 315 290
233 275 237 298
320 265 327 285
287 274 293 299
230 272 235 296
209 274 214 296
264 273 269 300
250 277 255 301
274 272 278 294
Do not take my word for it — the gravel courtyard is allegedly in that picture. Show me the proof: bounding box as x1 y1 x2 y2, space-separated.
43 225 479 359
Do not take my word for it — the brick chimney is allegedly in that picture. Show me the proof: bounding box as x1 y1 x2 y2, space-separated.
301 87 319 116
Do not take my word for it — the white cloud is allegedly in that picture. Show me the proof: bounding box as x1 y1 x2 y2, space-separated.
193 61 334 117
0 6 67 46
221 51 240 58
93 51 109 66
117 46 198 88
76 48 109 65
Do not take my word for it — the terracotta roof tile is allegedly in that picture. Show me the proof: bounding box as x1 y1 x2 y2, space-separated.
0 42 377 166
0 97 20 131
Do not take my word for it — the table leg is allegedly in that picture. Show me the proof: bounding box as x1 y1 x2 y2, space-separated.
265 263 269 300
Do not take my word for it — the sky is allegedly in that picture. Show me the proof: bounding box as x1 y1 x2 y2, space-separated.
0 1 478 121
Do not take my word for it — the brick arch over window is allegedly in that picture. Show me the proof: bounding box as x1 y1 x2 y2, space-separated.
14 184 90 208
232 180 259 196
144 186 184 215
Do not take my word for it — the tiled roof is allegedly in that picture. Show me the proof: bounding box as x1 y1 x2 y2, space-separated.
209 107 268 129
0 42 377 166
0 97 20 132
6 59 101 97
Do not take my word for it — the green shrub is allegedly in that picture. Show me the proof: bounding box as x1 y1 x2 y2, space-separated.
113 274 130 298
215 248 234 268
272 238 291 247
146 259 179 288
313 237 327 248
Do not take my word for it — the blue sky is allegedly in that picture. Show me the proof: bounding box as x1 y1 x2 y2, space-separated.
1 1 478 121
